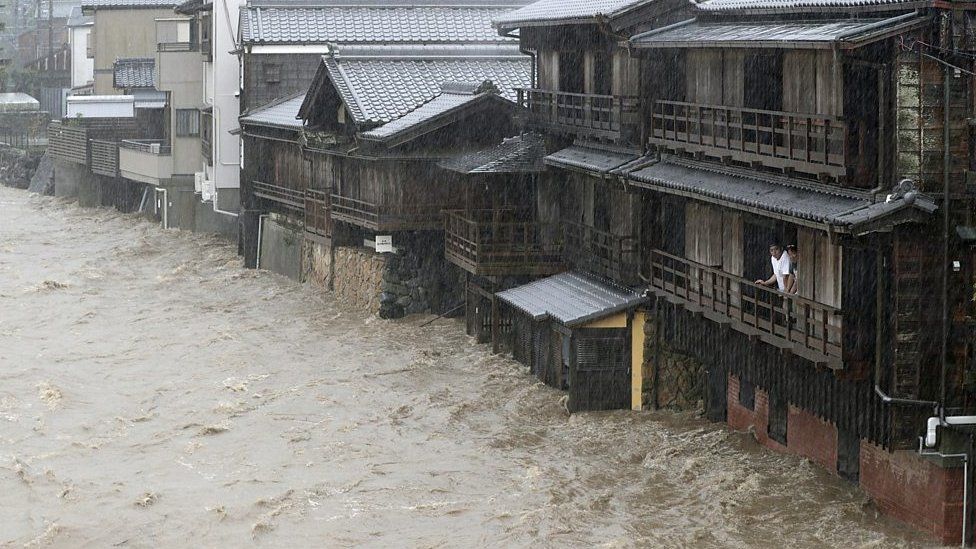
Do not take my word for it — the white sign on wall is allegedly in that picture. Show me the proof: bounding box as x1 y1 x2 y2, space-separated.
375 235 394 253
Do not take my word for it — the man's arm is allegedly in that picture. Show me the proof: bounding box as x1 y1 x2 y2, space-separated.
755 274 776 286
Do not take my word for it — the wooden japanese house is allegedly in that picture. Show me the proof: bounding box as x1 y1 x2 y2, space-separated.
488 0 975 539
494 0 693 288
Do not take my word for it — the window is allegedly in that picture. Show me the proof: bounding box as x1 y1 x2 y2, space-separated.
175 109 200 137
263 63 281 84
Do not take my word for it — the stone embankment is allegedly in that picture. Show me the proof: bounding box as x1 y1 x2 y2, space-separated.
0 146 44 191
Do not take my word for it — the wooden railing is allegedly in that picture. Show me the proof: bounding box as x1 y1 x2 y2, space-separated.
330 193 449 231
252 180 304 213
516 88 639 141
443 209 564 276
649 100 849 180
89 139 119 177
304 188 331 238
562 222 639 283
47 121 89 164
649 249 842 364
120 139 172 155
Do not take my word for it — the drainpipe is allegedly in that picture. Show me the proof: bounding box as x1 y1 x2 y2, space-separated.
255 213 267 269
940 63 952 423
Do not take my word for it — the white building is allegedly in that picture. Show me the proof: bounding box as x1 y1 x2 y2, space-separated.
66 6 94 92
176 0 243 216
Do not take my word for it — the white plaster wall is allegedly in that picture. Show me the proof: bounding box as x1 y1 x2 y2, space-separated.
211 0 242 191
69 25 93 89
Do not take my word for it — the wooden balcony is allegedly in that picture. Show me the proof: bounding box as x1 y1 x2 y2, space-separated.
444 209 565 277
562 222 639 284
649 249 843 368
47 121 89 165
252 180 304 214
304 188 332 239
89 139 119 178
330 194 449 232
649 100 848 181
516 88 639 142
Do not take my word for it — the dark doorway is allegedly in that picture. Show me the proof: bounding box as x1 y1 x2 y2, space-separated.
837 428 861 482
739 378 755 410
744 52 783 111
559 51 585 94
593 50 612 96
705 360 728 422
768 393 788 445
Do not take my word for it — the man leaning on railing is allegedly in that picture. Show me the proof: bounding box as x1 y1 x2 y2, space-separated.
756 243 793 293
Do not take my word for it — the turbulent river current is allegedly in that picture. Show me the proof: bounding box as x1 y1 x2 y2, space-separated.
0 185 938 547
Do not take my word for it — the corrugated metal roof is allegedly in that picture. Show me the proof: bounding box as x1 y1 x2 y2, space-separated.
545 145 638 174
240 5 519 44
132 88 167 109
627 157 935 228
698 0 925 12
0 93 40 112
240 93 305 129
497 271 645 327
439 132 545 173
82 0 179 9
113 58 155 89
359 82 498 141
322 44 530 125
631 15 928 49
493 0 651 30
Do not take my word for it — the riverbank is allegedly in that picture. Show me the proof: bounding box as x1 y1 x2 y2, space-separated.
0 186 936 547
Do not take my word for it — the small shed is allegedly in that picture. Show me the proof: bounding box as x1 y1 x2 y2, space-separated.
0 93 47 150
496 271 646 412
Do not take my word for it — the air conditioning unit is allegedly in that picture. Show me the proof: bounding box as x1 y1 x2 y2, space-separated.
202 178 215 202
149 143 160 154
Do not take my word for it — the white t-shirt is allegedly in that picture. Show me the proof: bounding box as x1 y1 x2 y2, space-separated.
771 253 792 292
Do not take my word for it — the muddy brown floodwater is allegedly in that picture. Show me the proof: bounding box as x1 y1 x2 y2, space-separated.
0 185 938 548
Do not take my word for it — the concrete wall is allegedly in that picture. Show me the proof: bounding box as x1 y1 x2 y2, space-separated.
258 216 303 280
193 199 237 238
91 8 175 94
156 48 204 177
53 160 93 199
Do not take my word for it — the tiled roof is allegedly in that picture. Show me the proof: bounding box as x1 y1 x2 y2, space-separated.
630 15 928 49
240 5 519 44
627 157 936 229
439 132 545 173
545 145 639 174
497 271 645 327
321 44 530 126
82 0 180 9
697 0 925 12
175 0 210 13
113 58 155 89
240 93 305 130
493 0 651 30
359 81 505 142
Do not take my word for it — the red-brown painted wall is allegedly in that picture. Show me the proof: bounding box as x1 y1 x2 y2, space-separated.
727 374 965 545
860 441 965 545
